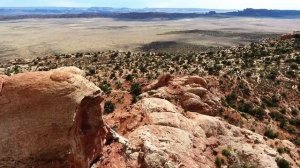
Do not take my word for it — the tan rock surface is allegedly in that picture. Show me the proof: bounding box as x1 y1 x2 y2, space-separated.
123 97 299 168
0 67 106 168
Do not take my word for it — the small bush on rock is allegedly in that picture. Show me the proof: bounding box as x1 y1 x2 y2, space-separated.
276 158 290 168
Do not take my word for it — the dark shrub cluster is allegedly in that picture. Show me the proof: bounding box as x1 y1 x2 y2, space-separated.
269 111 286 122
264 128 279 139
100 81 112 94
130 83 142 96
276 158 290 168
225 92 238 108
104 101 116 114
262 95 280 107
238 102 266 119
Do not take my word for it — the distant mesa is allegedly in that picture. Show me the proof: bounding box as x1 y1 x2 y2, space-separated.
0 8 300 21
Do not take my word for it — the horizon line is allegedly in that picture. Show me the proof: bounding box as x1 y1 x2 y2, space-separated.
1 7 300 10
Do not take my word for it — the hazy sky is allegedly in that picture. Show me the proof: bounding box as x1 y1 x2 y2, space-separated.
1 0 300 10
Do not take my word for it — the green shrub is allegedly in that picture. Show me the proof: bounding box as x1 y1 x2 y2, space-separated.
262 95 280 107
139 66 147 73
131 95 141 104
277 147 289 155
238 102 253 114
276 158 290 168
125 74 134 81
291 109 299 116
215 157 222 168
292 138 300 147
87 67 96 75
100 81 112 94
104 101 115 114
252 107 267 119
286 70 296 78
270 111 286 122
285 125 296 134
264 128 278 139
277 147 285 154
289 118 300 127
225 92 238 107
279 120 288 128
207 64 222 76
238 102 266 119
130 83 142 96
222 148 232 157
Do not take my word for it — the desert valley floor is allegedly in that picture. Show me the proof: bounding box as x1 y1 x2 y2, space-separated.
1 17 300 61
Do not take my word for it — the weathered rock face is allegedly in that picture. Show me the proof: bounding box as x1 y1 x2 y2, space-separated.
0 67 106 168
123 97 299 168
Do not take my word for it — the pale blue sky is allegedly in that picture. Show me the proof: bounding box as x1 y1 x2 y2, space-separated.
0 0 300 10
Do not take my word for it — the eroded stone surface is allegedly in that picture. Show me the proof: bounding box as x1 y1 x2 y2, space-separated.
0 67 106 168
122 97 299 168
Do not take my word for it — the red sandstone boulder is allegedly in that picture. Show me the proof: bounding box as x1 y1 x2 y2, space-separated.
0 67 107 168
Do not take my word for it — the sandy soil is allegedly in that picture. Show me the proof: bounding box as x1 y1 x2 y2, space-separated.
0 17 300 61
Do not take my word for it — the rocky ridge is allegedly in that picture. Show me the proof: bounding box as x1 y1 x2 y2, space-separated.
96 75 299 168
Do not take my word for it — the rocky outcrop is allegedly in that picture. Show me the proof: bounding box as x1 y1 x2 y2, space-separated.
95 75 299 168
143 73 172 92
143 75 221 116
0 67 107 168
122 97 299 168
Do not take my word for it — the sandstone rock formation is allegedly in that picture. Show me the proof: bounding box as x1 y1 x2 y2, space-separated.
121 97 298 168
143 76 221 116
96 75 300 168
143 73 172 92
0 67 107 168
